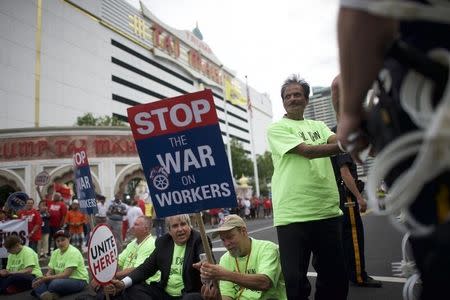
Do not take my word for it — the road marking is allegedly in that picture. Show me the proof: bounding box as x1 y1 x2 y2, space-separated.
306 272 407 283
213 228 409 286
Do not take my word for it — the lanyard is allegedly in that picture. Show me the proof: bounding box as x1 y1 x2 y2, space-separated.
234 242 252 300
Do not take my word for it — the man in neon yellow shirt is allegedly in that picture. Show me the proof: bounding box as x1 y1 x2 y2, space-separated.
267 74 348 300
199 214 286 300
32 230 88 299
0 235 42 294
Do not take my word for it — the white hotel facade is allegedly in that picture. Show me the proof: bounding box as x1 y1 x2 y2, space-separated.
0 0 273 202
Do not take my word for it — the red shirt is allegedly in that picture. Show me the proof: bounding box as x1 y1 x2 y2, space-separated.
18 209 42 241
263 199 272 209
137 199 146 215
47 200 68 227
209 208 221 215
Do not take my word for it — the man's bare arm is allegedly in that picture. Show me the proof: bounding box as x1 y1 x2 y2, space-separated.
288 135 341 159
338 7 397 118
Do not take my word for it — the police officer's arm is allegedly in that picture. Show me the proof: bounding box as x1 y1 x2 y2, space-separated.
340 164 367 213
289 134 342 159
337 5 397 148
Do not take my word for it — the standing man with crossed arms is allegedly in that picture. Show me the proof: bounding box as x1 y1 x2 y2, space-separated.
267 74 348 300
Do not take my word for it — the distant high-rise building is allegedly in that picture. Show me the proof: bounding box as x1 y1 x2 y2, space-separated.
305 87 337 128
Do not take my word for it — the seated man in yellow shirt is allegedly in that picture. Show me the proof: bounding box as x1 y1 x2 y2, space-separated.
199 215 286 300
0 235 42 294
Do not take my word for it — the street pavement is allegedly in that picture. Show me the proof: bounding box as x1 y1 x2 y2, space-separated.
3 212 414 300
210 214 410 300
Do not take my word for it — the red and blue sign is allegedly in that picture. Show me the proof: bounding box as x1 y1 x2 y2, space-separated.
73 147 98 215
128 89 237 217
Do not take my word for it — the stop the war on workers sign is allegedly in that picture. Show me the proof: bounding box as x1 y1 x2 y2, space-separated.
73 147 98 215
128 89 237 217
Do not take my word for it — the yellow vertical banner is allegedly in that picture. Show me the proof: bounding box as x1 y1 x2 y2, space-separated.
145 203 153 217
224 78 247 106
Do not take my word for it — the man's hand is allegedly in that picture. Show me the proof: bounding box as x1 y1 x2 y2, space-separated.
357 197 368 213
0 269 9 277
337 112 370 164
32 277 46 288
201 283 220 300
192 261 203 271
103 279 125 296
90 279 101 291
200 262 228 281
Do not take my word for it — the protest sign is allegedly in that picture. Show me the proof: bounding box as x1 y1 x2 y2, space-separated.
73 147 98 215
128 89 237 217
0 219 28 258
88 224 118 284
35 171 50 186
6 192 28 211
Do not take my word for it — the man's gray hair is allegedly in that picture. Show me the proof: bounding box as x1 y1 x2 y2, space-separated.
137 216 153 230
165 214 192 229
280 74 310 101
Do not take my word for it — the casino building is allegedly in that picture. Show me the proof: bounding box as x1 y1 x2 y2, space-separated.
0 0 273 203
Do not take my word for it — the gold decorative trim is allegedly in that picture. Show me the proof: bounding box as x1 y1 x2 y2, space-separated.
62 0 153 52
34 0 43 127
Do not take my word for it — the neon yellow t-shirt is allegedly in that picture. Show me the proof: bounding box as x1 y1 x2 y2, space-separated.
144 203 153 217
219 238 287 300
7 245 43 277
267 118 342 226
118 235 160 284
165 243 186 297
48 244 89 282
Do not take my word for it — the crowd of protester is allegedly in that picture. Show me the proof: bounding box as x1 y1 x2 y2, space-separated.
0 188 275 299
204 197 272 227
0 189 168 298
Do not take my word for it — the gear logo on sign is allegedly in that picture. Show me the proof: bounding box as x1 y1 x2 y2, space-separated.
149 166 169 191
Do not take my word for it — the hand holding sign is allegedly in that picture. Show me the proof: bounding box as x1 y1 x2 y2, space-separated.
73 147 98 215
103 279 126 296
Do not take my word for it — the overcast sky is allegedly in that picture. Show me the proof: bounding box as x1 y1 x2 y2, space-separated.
126 0 339 120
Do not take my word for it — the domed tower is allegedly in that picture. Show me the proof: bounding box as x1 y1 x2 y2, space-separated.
192 21 203 40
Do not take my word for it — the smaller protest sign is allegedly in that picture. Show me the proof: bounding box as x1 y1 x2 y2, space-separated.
73 147 98 215
35 171 50 186
88 224 118 284
6 192 29 211
0 219 28 257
